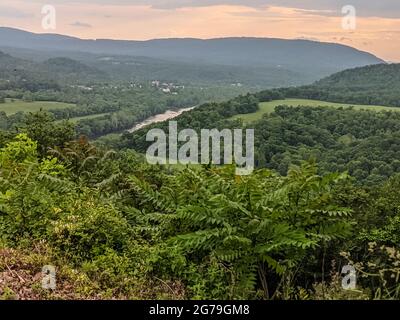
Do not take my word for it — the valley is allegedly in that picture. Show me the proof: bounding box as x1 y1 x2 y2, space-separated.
1 25 400 301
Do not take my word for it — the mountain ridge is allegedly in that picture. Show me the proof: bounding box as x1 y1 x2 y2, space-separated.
0 27 386 87
0 27 384 64
0 27 389 57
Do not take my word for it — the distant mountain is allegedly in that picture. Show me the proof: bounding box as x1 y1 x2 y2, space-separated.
0 51 56 90
0 51 106 89
314 63 400 89
0 27 385 87
278 63 400 107
0 51 37 76
42 57 108 82
0 47 306 87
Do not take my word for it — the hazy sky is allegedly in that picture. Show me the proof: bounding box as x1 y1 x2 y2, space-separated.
1 0 400 61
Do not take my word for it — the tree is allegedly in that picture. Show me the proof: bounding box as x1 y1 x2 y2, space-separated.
21 111 75 156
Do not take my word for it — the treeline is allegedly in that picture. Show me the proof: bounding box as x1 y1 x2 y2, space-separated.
252 106 400 184
275 86 400 107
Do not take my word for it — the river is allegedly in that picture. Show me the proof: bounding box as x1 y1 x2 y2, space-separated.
128 106 196 133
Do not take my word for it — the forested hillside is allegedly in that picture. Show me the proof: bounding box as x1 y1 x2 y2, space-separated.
279 63 400 106
315 63 400 88
0 51 108 90
0 51 60 91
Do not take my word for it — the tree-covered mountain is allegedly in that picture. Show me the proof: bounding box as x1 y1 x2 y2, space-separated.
0 27 385 87
279 63 400 106
0 51 107 89
42 57 108 83
0 51 40 78
314 63 400 89
0 51 60 91
0 47 307 87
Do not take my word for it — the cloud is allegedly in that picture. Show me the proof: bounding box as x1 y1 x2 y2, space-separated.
28 0 400 18
0 5 33 18
158 0 400 18
69 21 92 28
271 0 400 18
292 8 337 17
295 36 320 41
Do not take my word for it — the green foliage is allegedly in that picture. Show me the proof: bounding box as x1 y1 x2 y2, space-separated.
128 162 352 299
21 111 75 156
50 192 131 262
0 133 37 165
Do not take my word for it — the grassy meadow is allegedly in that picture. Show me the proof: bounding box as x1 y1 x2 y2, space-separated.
231 98 400 124
0 99 75 115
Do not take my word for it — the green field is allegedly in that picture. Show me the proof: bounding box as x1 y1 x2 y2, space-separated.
232 99 400 124
0 99 76 115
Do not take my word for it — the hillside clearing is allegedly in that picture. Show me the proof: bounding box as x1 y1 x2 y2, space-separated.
0 99 75 115
231 99 399 124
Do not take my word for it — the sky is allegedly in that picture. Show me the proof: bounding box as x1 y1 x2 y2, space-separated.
1 0 400 61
